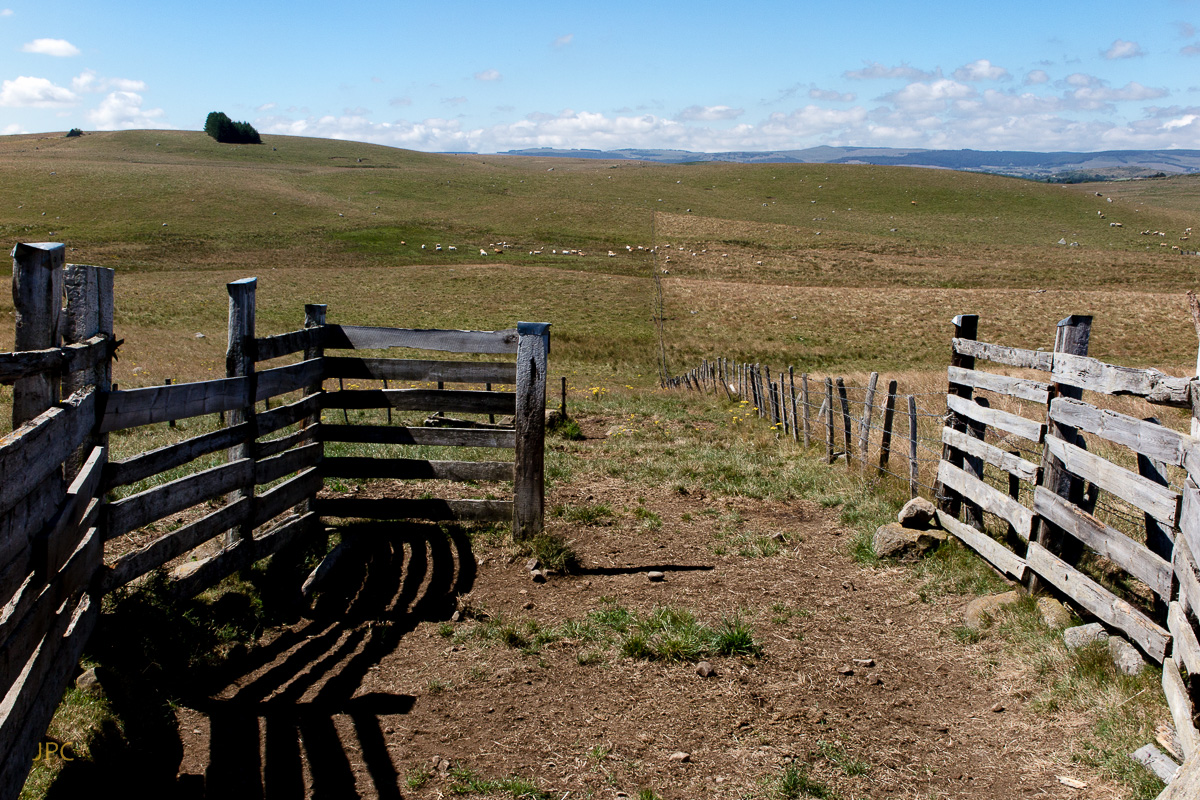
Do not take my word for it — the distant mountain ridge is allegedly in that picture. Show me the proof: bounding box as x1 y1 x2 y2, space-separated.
494 146 1200 180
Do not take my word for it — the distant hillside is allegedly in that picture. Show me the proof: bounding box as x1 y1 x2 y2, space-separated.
496 146 1200 180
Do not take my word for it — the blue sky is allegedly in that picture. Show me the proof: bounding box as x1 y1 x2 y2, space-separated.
3 0 1200 153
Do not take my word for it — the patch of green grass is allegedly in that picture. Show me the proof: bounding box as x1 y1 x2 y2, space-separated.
634 506 663 529
405 768 431 790
551 503 616 526
775 763 836 799
520 532 580 573
447 764 548 798
637 789 662 800
815 740 870 777
547 414 584 440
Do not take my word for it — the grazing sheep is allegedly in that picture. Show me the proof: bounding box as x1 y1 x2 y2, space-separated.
480 249 488 256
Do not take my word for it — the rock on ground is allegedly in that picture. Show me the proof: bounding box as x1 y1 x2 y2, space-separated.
1108 637 1146 675
1037 597 1073 630
963 590 1022 629
873 522 946 562
1063 622 1108 651
898 497 938 529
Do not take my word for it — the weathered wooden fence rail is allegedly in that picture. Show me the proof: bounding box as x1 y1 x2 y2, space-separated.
0 242 548 799
667 312 1200 797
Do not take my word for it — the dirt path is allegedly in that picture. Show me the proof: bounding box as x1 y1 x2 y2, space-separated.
173 419 1122 799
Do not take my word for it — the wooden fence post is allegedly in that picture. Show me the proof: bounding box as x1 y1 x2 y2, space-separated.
1027 314 1092 594
824 378 835 464
908 395 919 498
224 277 257 547
878 380 898 478
11 243 65 427
837 378 852 468
62 263 114 475
789 367 799 443
514 322 550 540
1137 417 1174 563
858 371 879 472
963 397 989 530
801 373 811 447
937 314 979 517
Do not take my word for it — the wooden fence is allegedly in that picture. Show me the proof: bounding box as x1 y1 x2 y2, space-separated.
669 312 1200 796
668 358 942 498
0 242 548 799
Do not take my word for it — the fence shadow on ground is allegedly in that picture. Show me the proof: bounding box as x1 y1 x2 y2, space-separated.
46 522 475 800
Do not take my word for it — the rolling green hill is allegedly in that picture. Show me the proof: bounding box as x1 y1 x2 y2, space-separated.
1 130 1197 383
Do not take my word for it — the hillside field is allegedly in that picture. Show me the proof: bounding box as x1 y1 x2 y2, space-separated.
1 129 1199 393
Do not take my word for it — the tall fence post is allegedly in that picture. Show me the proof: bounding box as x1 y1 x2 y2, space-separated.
801 373 811 447
937 314 979 518
62 263 114 477
225 278 258 547
1027 314 1092 593
837 378 852 468
824 377 835 463
787 367 796 443
11 243 65 427
858 371 879 473
877 380 898 478
908 395 919 498
514 322 550 541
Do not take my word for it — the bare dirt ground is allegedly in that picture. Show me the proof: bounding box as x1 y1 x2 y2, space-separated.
169 415 1122 799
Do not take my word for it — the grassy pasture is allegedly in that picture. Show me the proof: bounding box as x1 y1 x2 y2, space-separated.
1 129 1198 389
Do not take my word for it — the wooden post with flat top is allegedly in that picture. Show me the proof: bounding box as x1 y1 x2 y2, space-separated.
11 243 65 427
514 322 550 540
224 278 257 547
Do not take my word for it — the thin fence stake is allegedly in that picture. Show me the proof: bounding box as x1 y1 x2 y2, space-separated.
789 367 799 443
877 380 898 477
801 373 811 447
908 394 919 498
825 378 835 464
837 378 852 469
858 371 879 472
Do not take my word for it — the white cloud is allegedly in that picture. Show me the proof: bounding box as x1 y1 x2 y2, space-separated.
882 79 975 113
0 75 77 107
2 123 22 134
1178 22 1196 38
553 34 573 48
808 87 856 102
1184 44 1200 57
677 105 743 121
72 70 146 93
256 102 276 112
1024 70 1050 85
86 91 171 130
259 113 477 151
389 96 412 107
1064 72 1104 88
0 9 13 17
952 59 1010 82
844 62 938 81
474 69 501 82
1068 81 1168 110
21 38 80 57
443 96 467 106
1104 39 1144 59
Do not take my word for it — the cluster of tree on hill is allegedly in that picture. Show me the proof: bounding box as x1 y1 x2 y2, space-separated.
204 112 261 144
65 128 83 138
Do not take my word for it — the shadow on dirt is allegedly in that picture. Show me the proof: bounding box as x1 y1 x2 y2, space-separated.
49 521 475 800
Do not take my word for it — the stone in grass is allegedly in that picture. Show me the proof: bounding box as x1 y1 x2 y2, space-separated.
1063 622 1108 651
647 571 665 582
695 661 716 678
898 497 938 529
668 752 691 762
1037 597 1073 630
963 590 1022 629
1108 637 1146 676
75 667 103 696
873 522 946 562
